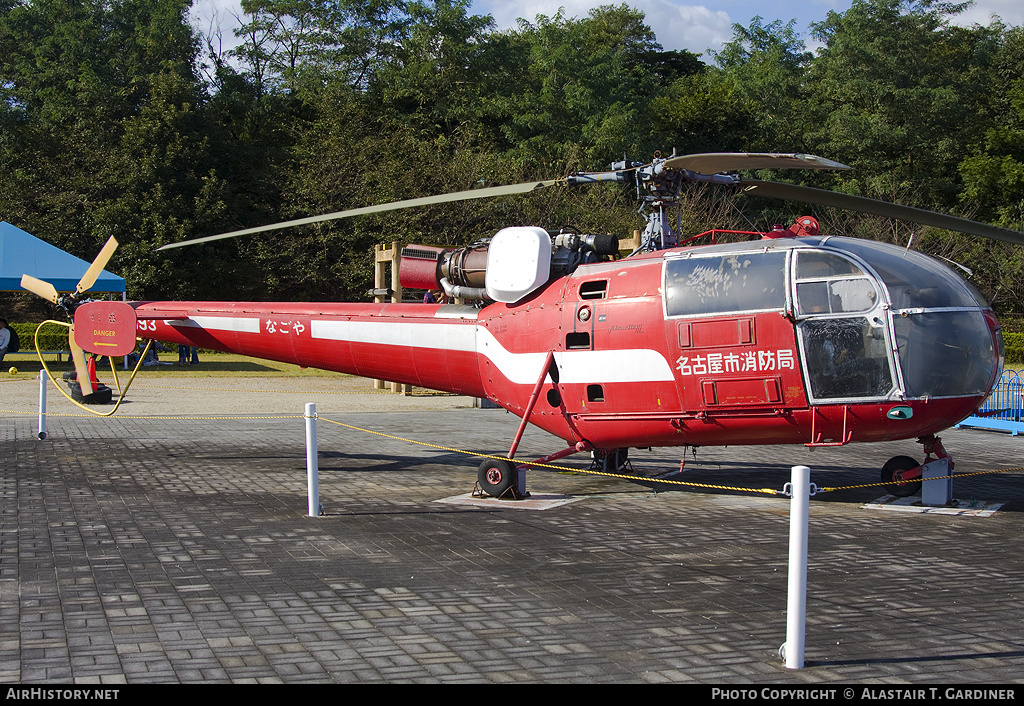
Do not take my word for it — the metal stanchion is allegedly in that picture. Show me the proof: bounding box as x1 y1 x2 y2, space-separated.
305 403 321 516
782 464 811 669
37 369 47 440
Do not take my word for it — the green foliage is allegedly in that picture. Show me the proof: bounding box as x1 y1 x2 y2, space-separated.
370 0 500 139
712 17 812 151
10 322 71 351
232 0 411 96
1002 331 1024 364
804 0 1001 208
958 26 1024 229
491 4 687 165
652 69 749 155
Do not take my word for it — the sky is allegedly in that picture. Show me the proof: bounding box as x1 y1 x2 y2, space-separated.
473 0 1024 55
191 0 1024 59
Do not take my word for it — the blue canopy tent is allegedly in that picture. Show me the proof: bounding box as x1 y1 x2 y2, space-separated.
0 221 125 294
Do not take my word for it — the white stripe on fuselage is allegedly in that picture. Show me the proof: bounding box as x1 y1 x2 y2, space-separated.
310 319 477 353
170 316 261 333
169 315 674 384
310 320 674 385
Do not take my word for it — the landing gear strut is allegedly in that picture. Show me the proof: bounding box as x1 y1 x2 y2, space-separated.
881 434 953 498
592 447 630 473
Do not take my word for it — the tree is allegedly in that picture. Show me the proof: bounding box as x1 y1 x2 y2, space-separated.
494 4 686 167
650 68 750 156
369 0 500 140
804 0 1001 209
959 25 1024 230
712 17 812 151
652 16 810 157
0 0 241 299
231 0 411 96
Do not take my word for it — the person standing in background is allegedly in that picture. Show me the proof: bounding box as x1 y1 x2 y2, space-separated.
178 344 199 366
0 319 10 365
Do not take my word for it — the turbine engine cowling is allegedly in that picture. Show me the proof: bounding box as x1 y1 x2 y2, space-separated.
398 245 449 291
399 228 619 303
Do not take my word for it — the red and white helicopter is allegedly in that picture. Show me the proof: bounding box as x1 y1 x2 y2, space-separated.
21 152 1021 498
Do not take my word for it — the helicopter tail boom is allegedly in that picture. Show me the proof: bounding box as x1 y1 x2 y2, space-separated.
132 301 489 398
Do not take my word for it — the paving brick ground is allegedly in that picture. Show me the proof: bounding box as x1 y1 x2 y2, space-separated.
2 375 1024 684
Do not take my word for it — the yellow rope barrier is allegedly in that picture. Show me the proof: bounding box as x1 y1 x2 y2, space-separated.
816 466 1024 493
133 382 453 396
315 417 1024 495
1 408 303 421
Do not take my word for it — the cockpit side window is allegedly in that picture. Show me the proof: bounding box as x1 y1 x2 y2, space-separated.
665 252 787 317
794 251 877 316
793 249 893 400
800 317 893 399
795 250 862 278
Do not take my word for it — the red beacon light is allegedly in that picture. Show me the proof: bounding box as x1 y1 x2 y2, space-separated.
762 216 820 239
762 215 821 239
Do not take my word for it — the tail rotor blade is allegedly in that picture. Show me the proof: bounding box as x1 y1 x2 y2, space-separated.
21 274 59 304
69 326 95 396
77 236 118 294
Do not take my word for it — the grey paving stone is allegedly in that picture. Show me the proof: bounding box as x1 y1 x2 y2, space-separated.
3 398 1024 683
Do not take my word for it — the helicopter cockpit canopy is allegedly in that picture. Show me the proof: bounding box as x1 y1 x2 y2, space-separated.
663 237 1000 403
832 238 1002 399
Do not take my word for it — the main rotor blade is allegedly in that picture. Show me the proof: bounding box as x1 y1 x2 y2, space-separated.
77 236 118 294
665 153 851 174
742 179 1024 245
69 326 96 396
158 180 561 251
21 274 59 304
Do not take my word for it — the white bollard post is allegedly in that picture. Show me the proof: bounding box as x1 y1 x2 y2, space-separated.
784 464 811 669
37 369 47 440
305 403 321 517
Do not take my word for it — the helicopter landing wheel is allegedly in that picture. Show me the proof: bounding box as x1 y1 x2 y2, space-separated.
881 455 922 497
477 458 519 498
592 447 629 473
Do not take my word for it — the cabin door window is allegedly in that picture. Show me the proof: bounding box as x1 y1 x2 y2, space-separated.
793 250 894 401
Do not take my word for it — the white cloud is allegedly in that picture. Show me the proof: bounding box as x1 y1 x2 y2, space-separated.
631 1 733 55
477 0 733 55
955 0 1024 28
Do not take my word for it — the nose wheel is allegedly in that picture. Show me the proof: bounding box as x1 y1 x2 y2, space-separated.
881 455 922 497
